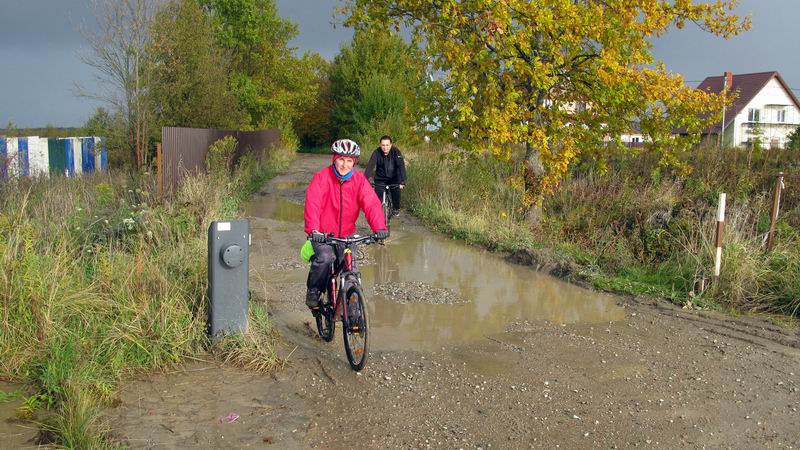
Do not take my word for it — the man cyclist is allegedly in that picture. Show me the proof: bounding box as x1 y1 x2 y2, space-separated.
364 135 407 217
303 139 389 309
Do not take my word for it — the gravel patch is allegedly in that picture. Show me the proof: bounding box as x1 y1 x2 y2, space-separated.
373 282 468 305
267 261 307 270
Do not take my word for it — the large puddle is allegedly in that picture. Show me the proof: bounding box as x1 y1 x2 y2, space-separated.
247 191 624 351
364 232 624 350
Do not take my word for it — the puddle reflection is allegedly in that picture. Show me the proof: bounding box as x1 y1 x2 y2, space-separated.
245 195 304 223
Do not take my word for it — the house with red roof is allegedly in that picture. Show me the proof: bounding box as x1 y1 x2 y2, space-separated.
697 71 800 148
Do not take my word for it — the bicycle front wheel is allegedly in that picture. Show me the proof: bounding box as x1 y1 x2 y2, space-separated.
342 285 369 371
383 200 392 228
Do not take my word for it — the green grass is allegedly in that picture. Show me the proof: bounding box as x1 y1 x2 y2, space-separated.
0 142 293 447
212 303 279 373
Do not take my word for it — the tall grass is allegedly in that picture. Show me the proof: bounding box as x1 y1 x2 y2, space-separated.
404 143 800 316
0 143 293 447
405 145 536 251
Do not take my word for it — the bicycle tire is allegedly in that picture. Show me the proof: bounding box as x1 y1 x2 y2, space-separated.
342 285 369 371
383 200 392 228
315 291 335 342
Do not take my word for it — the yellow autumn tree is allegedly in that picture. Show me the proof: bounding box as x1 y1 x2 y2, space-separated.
345 0 750 220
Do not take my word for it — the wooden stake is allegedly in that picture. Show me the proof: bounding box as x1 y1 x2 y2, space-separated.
766 172 785 252
714 193 726 278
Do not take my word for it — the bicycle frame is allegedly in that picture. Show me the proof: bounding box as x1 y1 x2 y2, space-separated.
323 236 374 323
372 183 402 225
327 247 356 322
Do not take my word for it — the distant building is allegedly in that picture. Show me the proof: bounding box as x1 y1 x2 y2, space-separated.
697 71 800 148
620 121 645 146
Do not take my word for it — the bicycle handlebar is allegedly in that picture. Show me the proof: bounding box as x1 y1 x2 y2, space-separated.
371 182 403 189
308 233 387 245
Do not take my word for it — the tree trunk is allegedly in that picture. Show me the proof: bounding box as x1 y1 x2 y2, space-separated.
523 141 545 226
522 88 547 227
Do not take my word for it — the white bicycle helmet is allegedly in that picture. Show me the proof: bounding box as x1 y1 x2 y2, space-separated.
331 139 361 157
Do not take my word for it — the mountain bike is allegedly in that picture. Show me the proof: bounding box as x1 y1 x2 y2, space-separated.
310 233 384 371
372 183 402 228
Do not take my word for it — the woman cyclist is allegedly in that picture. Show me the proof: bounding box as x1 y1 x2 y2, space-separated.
303 139 389 309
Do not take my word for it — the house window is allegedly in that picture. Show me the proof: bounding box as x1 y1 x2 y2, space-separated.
776 109 786 123
748 108 761 122
632 137 640 143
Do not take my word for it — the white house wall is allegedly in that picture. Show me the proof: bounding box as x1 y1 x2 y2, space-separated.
620 132 645 144
734 77 800 147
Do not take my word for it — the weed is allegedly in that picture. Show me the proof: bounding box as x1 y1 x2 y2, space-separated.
0 144 292 446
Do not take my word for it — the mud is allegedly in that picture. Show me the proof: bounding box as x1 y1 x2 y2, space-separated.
0 382 38 449
107 154 800 449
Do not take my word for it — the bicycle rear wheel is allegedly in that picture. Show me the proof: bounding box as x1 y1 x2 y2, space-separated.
315 291 335 342
343 285 369 371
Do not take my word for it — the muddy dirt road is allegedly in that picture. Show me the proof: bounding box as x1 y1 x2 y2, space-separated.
108 154 800 449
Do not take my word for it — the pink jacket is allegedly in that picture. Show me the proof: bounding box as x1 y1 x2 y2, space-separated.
304 165 386 237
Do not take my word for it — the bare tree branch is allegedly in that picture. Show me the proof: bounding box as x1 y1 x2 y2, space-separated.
77 0 156 168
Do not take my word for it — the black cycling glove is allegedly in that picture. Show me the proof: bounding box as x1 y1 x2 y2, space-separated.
311 230 326 243
375 229 389 240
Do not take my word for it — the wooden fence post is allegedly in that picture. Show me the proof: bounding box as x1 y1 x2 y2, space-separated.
766 172 785 252
714 193 726 279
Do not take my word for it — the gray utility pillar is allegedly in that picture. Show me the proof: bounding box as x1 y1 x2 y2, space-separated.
208 219 250 339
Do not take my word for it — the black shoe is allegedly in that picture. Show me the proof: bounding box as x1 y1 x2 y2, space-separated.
305 289 320 308
391 209 400 217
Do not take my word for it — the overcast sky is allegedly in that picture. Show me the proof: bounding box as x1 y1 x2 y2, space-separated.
0 0 797 128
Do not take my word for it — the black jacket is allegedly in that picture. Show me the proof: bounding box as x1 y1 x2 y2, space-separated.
364 146 407 184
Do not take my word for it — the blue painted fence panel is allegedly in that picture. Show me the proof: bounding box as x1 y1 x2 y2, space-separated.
18 137 29 177
81 137 95 174
64 138 75 177
0 137 7 180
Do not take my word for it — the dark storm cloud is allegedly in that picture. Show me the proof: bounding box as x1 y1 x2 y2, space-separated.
651 0 800 92
0 0 100 127
275 0 353 60
0 0 95 50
